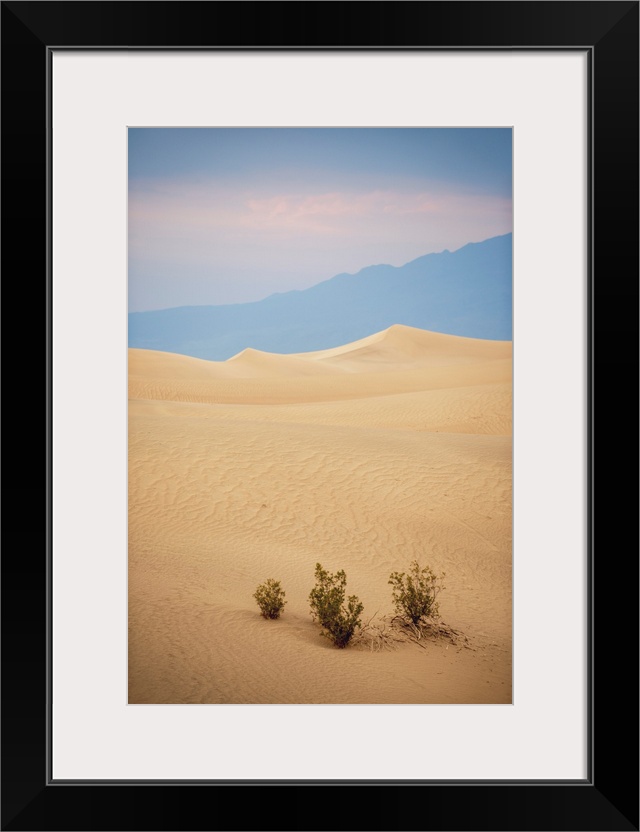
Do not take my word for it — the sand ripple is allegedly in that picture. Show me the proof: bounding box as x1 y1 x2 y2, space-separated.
129 326 512 703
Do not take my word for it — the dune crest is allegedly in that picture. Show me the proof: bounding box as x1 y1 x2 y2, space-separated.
226 347 340 377
301 323 511 363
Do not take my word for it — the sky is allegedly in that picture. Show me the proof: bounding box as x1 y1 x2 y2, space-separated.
128 128 512 312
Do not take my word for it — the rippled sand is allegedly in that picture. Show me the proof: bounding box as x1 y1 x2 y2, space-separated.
128 325 512 703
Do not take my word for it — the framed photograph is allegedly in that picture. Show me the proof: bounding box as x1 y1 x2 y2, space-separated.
3 2 637 830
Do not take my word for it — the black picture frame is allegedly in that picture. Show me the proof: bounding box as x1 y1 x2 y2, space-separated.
2 2 638 830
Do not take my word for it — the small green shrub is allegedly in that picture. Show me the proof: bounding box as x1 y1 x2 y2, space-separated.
254 578 286 619
388 560 445 626
309 563 363 648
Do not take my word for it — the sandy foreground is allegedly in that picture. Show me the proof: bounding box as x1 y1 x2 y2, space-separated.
129 325 512 704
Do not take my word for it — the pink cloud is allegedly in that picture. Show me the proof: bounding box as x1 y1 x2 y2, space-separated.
129 179 511 279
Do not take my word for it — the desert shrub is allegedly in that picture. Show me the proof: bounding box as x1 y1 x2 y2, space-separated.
388 560 445 626
253 578 286 619
309 563 363 648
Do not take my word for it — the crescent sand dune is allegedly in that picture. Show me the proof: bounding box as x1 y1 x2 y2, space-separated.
129 325 512 704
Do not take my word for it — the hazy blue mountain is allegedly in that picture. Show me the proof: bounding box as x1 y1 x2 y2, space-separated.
129 233 512 360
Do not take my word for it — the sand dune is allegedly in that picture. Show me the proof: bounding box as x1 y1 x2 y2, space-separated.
129 325 512 406
129 325 512 704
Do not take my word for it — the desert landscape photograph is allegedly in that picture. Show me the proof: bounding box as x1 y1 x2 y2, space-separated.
128 127 513 704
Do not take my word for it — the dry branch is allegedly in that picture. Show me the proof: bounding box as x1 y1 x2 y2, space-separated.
353 613 472 652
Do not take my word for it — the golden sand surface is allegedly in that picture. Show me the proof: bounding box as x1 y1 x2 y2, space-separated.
128 325 512 704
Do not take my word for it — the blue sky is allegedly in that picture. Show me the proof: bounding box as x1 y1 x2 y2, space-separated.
129 128 512 312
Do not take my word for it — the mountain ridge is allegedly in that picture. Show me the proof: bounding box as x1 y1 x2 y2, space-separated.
129 233 512 360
